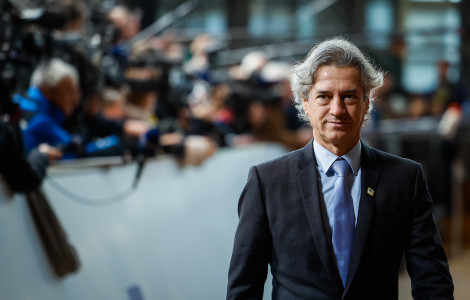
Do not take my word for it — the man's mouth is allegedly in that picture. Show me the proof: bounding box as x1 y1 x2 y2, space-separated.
327 120 348 125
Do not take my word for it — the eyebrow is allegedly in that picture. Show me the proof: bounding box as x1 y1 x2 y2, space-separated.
343 89 359 94
314 89 360 94
315 90 332 94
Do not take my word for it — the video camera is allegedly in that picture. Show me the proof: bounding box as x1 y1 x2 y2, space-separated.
0 0 72 116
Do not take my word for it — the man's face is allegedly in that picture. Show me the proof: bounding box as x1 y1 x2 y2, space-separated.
303 65 369 155
48 76 80 117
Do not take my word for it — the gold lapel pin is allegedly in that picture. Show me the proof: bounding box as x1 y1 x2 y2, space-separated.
367 187 375 196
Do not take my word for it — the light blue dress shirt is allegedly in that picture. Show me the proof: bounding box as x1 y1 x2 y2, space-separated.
313 140 362 228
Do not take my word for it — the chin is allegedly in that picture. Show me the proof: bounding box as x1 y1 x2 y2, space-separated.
326 131 348 140
328 133 354 143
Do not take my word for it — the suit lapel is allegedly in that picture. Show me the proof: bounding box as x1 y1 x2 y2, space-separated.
297 140 342 286
344 141 381 292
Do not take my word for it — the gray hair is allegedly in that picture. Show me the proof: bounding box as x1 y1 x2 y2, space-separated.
290 37 384 124
30 58 79 88
101 88 124 106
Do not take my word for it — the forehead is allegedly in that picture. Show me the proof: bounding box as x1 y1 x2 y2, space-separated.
312 65 363 90
57 76 78 89
54 77 79 99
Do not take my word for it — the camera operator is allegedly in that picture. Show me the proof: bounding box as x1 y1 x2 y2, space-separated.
122 48 218 166
16 58 80 153
15 58 130 158
106 5 141 43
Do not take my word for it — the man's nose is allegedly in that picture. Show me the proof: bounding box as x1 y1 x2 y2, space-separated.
329 96 345 115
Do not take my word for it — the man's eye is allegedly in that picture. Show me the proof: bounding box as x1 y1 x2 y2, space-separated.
315 96 330 104
344 95 358 103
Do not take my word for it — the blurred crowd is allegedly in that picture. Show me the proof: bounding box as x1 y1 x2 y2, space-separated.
10 1 314 169
370 36 467 123
368 36 470 225
6 1 469 181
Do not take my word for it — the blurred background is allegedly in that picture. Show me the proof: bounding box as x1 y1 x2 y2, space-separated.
0 0 469 299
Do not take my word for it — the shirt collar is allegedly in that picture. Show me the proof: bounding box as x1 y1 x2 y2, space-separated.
313 139 361 175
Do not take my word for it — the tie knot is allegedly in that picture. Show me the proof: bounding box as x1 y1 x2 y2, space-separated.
332 158 351 177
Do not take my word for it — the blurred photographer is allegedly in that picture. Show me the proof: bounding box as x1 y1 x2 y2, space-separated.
124 48 218 166
15 58 131 158
16 58 80 154
106 5 141 43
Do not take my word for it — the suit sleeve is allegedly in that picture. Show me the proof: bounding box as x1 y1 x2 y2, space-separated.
404 163 454 299
227 166 271 300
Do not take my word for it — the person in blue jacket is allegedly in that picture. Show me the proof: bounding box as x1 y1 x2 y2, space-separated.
17 58 81 154
16 58 217 164
16 58 125 159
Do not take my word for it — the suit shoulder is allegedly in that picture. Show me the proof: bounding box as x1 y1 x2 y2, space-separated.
368 146 421 170
254 147 302 175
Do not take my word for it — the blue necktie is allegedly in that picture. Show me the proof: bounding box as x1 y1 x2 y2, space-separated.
331 158 355 286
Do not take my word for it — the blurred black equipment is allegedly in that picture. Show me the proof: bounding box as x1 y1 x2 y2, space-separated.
18 7 68 29
132 128 160 188
0 0 81 277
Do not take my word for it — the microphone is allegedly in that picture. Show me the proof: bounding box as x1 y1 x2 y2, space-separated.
132 154 146 189
132 128 160 189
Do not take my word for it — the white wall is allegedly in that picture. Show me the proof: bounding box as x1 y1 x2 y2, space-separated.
0 144 286 300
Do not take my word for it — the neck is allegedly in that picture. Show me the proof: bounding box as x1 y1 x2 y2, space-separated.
315 139 359 157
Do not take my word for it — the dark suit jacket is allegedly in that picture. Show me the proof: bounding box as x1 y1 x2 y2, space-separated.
227 140 453 300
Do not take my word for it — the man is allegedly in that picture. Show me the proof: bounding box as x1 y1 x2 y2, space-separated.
227 38 453 299
17 58 81 154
